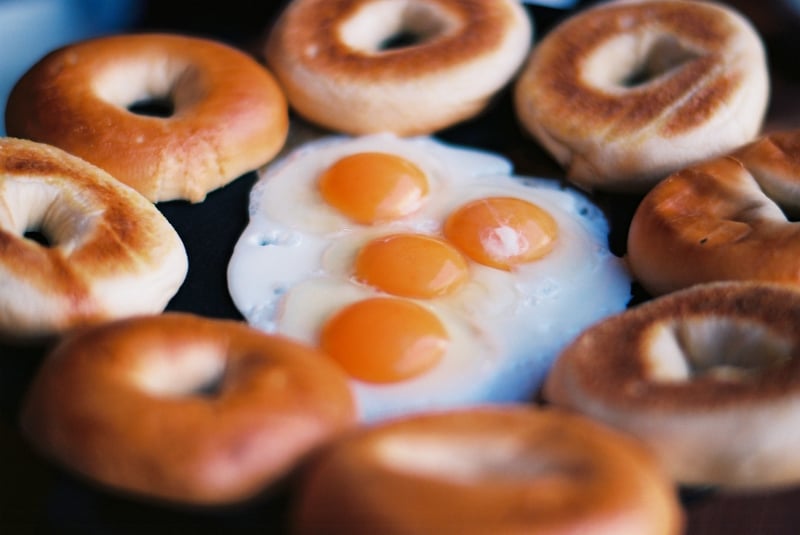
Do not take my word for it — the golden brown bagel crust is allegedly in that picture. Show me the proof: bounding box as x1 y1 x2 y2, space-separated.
0 138 187 340
627 129 800 296
5 33 289 203
514 0 768 192
265 0 532 135
292 406 683 535
20 313 357 505
544 282 800 489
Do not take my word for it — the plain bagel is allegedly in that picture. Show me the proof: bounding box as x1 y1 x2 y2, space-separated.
514 0 769 192
20 313 357 505
627 129 800 296
0 138 187 340
544 282 800 490
292 405 683 535
264 0 532 135
5 33 289 203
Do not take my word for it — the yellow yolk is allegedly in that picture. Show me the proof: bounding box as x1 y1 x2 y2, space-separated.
355 234 469 298
444 196 558 270
320 297 448 383
318 152 428 224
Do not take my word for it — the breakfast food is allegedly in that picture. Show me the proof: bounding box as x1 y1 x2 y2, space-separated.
227 134 631 421
20 313 357 505
544 282 800 490
514 0 769 192
627 129 800 296
264 0 532 135
0 137 187 340
292 406 684 535
5 33 289 203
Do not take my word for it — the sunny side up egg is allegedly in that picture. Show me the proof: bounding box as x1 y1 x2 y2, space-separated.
227 134 631 422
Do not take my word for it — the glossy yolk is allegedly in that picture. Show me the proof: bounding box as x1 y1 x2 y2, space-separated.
320 297 448 383
444 197 558 270
355 234 469 298
318 152 428 224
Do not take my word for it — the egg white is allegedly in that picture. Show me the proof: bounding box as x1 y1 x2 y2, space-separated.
227 134 631 422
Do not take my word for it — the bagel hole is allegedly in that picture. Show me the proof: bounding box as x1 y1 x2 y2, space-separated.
339 2 451 53
777 204 800 223
23 228 51 247
586 34 700 90
645 318 793 382
379 30 425 50
194 373 226 397
11 181 86 250
128 96 175 118
623 36 699 88
136 346 227 398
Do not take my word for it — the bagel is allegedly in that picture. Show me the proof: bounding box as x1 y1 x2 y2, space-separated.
20 313 357 505
627 129 800 296
544 282 800 490
514 0 769 192
292 406 683 535
264 0 532 135
0 137 186 340
5 33 289 203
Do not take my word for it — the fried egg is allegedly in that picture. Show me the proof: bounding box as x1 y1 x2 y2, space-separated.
227 134 631 422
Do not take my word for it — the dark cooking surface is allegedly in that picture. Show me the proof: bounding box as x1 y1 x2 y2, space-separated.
3 1 800 533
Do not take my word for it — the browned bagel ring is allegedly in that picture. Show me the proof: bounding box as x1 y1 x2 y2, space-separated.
545 282 800 490
292 406 683 534
628 130 800 296
265 0 532 135
0 138 187 340
6 33 289 203
514 0 768 192
20 313 357 505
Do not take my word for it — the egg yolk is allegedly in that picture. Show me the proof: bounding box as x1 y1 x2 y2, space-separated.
355 234 469 298
444 196 558 270
320 297 448 383
318 152 428 224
